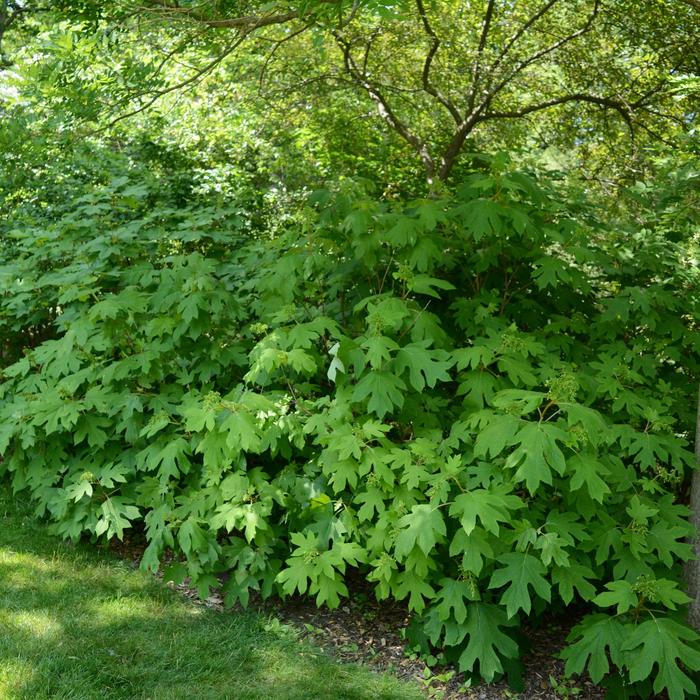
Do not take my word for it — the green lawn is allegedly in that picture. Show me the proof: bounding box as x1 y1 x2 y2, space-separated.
0 487 422 700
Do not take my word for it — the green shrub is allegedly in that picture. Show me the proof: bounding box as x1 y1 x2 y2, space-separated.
2 163 700 698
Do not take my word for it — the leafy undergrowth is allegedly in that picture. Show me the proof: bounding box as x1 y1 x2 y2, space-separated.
0 486 422 700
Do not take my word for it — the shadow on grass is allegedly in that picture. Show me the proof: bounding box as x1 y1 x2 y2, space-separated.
0 497 420 700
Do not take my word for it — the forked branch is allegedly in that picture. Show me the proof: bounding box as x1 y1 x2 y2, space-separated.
334 30 437 183
414 0 461 124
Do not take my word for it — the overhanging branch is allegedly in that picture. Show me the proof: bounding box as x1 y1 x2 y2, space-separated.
481 0 601 114
414 0 461 124
492 0 561 72
334 30 437 183
467 0 496 112
100 34 246 131
483 92 634 124
143 0 303 31
0 0 28 66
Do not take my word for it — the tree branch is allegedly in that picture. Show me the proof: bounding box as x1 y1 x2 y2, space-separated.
466 0 496 113
143 0 302 31
437 116 479 182
414 0 461 124
483 92 634 123
482 0 600 113
473 0 600 123
515 0 599 74
0 0 28 66
333 31 437 184
149 27 210 82
437 85 648 182
492 0 561 72
258 26 309 89
99 35 246 131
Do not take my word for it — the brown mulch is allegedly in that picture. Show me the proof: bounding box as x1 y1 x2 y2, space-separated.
255 592 605 700
108 539 606 699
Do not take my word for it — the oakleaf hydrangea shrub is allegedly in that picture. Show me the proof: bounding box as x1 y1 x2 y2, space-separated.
2 164 700 698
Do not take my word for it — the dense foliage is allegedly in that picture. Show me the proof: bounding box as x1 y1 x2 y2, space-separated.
2 1 700 697
2 151 700 696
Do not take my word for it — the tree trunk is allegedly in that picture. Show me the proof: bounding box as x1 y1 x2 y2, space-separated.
685 384 700 630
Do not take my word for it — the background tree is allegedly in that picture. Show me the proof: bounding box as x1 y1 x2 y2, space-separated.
6 0 697 190
29 0 694 188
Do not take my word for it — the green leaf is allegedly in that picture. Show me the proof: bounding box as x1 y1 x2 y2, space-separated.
327 342 345 382
138 412 170 439
351 370 405 418
492 389 545 415
327 425 364 460
384 215 421 247
535 532 570 567
621 430 670 470
277 559 310 596
532 256 572 289
362 335 398 369
653 578 692 610
312 571 348 608
453 345 495 371
497 357 538 386
96 462 129 488
178 518 208 555
416 200 446 230
394 505 446 559
488 552 551 618
365 297 411 332
648 520 692 568
567 452 610 502
395 570 435 613
162 561 188 585
211 503 267 542
593 580 638 615
449 488 522 536
626 495 658 522
457 603 519 682
506 422 568 494
457 370 498 408
473 414 521 459
181 399 217 433
355 487 386 521
623 618 700 700
65 479 93 502
449 528 494 575
286 348 318 374
562 614 627 683
407 274 456 299
458 199 504 240
97 497 140 540
74 414 111 446
327 458 360 492
394 341 452 391
560 403 609 446
434 577 478 624
222 411 261 453
552 563 596 604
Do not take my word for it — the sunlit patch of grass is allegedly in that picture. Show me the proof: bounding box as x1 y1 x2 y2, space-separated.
0 486 422 700
0 659 38 698
5 611 63 640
